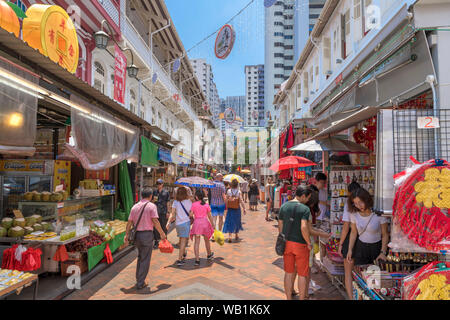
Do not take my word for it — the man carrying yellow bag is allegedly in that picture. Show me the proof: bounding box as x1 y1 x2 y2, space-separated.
214 229 225 246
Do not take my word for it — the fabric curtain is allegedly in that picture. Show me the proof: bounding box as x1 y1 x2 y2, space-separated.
66 94 138 171
119 160 133 217
141 136 159 167
0 60 38 156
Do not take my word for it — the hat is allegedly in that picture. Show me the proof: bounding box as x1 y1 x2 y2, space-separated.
252 179 257 183
156 179 164 184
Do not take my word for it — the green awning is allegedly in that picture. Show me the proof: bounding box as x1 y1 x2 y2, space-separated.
141 136 159 167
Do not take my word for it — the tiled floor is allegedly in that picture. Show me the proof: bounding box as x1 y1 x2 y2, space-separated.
65 204 345 300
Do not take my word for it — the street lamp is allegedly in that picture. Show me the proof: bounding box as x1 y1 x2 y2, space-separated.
94 20 140 79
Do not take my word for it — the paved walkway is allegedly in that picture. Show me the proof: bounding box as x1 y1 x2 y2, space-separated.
65 204 345 300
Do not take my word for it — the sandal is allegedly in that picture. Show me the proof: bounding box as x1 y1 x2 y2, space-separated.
207 252 215 261
227 239 233 243
194 260 200 266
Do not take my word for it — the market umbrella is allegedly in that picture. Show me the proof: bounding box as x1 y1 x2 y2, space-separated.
223 174 245 183
175 177 215 188
269 156 317 172
290 137 371 153
240 169 251 174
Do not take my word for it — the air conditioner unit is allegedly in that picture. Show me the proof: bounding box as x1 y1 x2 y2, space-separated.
336 58 343 64
310 91 315 95
326 70 333 75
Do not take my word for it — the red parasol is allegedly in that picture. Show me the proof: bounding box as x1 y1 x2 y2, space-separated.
269 156 317 172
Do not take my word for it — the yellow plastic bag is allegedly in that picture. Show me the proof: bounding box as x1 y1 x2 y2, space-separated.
214 230 225 246
313 242 320 255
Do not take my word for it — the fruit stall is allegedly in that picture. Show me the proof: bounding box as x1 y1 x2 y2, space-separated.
0 269 38 300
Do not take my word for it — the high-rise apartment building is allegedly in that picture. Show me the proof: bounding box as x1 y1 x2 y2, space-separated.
294 0 326 61
191 59 221 128
245 65 265 127
264 0 295 125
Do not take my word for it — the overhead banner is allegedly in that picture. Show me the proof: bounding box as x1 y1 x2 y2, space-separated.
114 44 127 104
215 24 236 60
158 147 172 163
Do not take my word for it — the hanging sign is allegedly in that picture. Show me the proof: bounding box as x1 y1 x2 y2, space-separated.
173 58 181 73
215 24 236 60
224 108 236 124
418 116 440 129
294 171 306 180
53 160 71 193
22 5 79 73
264 0 277 8
114 44 127 104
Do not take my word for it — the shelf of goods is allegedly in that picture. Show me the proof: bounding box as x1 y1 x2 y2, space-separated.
0 269 38 300
18 195 114 224
329 167 375 238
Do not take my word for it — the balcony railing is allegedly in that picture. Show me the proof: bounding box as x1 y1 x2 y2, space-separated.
121 14 199 124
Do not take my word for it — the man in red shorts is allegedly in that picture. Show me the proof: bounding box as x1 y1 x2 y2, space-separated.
278 185 312 300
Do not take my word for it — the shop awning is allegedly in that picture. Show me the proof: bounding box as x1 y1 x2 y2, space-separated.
309 106 383 140
291 137 371 153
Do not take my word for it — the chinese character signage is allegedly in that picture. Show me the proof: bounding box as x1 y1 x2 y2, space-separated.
53 160 71 193
22 5 79 73
114 44 127 104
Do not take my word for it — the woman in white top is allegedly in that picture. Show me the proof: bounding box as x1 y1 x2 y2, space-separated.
166 186 192 266
337 182 361 300
346 188 389 268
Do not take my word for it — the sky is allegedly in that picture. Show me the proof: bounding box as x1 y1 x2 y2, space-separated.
165 0 265 99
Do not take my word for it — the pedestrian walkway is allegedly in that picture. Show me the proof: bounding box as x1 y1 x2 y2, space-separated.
65 204 345 300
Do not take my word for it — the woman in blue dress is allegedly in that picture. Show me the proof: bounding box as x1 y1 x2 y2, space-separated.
223 179 247 243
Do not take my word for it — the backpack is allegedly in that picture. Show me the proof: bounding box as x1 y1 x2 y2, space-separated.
227 189 240 209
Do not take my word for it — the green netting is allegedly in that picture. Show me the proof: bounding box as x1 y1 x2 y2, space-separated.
119 160 133 218
87 232 126 271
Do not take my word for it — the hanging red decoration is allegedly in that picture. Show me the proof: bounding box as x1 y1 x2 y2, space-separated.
393 159 450 252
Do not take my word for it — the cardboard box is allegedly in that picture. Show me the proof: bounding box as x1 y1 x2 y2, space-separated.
61 258 88 277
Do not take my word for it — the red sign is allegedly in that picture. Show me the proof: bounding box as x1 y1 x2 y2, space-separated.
294 171 306 180
114 45 127 104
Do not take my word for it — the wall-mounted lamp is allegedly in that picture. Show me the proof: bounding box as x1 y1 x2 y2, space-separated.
94 20 139 79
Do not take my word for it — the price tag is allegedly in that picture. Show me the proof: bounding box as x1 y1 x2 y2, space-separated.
13 210 24 219
418 116 440 129
55 184 64 192
76 218 84 236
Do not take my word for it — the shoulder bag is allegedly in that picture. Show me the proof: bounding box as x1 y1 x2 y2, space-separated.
179 201 194 225
227 189 240 209
128 202 150 246
275 205 296 256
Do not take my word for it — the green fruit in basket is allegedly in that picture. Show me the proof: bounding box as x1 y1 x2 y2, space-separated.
8 226 24 238
33 193 42 202
33 224 44 232
31 215 42 224
1 218 13 229
24 227 34 235
41 222 51 231
13 218 26 228
25 216 36 227
0 226 6 237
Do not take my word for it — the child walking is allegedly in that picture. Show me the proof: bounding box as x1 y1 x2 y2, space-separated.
189 190 215 266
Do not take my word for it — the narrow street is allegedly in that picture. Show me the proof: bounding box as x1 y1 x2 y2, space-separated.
65 204 345 300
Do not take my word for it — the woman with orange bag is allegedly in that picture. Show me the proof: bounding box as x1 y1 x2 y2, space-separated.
189 190 215 266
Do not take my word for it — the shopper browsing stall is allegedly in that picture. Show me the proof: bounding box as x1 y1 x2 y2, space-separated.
338 182 361 300
314 173 329 222
346 188 389 266
166 187 192 267
278 186 312 301
125 188 166 290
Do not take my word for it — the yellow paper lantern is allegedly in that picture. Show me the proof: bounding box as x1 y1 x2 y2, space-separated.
0 0 20 37
23 4 79 73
